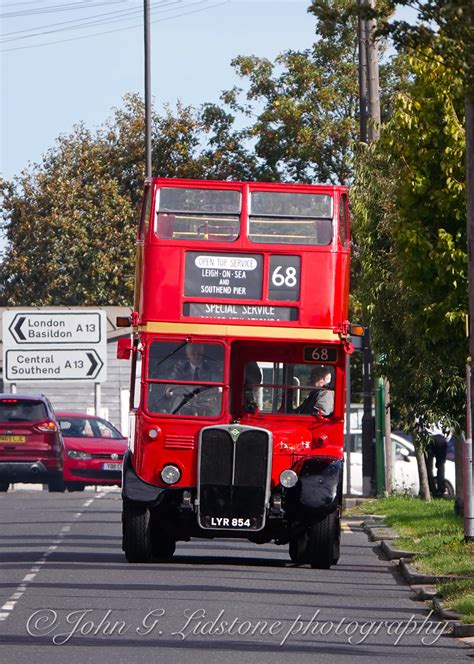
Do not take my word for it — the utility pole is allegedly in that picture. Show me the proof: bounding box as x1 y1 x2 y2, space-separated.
358 1 373 495
365 0 381 141
144 0 152 178
384 377 393 493
465 93 474 541
362 327 375 496
357 0 368 143
358 1 381 495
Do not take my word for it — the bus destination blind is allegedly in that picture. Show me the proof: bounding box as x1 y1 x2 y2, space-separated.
183 303 298 321
184 253 264 300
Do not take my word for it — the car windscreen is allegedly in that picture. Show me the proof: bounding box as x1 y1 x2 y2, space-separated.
59 417 123 439
0 399 48 422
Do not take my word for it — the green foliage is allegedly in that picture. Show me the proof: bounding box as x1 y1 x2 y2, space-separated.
1 126 136 306
353 51 467 431
1 1 401 307
0 94 258 306
378 1 474 95
349 495 474 578
215 0 371 185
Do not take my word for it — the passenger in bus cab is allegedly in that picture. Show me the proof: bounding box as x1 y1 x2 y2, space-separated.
243 362 262 414
294 366 334 416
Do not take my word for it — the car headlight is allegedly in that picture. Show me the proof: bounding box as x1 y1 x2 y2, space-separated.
160 464 181 485
280 469 298 488
67 449 93 460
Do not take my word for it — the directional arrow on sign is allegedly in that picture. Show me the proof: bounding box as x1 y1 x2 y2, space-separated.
5 348 106 382
12 316 26 341
86 352 100 377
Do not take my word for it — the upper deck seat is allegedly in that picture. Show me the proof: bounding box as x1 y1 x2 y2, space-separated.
157 213 175 239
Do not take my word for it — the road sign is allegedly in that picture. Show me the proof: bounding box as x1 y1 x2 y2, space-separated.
2 310 107 383
5 349 105 382
6 311 103 345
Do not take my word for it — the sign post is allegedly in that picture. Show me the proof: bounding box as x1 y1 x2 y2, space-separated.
2 310 107 385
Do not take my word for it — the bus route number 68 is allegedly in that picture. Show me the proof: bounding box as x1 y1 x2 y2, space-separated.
304 346 338 363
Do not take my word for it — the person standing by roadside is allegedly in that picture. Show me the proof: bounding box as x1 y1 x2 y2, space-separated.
425 422 448 497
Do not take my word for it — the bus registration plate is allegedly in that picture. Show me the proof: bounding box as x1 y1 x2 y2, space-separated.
206 517 253 529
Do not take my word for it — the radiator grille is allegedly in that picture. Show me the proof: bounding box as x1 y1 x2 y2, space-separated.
198 426 271 531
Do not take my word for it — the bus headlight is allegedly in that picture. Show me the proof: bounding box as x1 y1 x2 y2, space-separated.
161 464 181 485
280 469 298 488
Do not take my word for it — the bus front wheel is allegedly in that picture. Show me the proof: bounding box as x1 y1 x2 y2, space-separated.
289 532 308 564
150 514 176 559
307 510 341 569
152 532 176 560
122 502 153 563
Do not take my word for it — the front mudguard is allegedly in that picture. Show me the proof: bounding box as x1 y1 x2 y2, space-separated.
288 456 343 522
122 449 167 505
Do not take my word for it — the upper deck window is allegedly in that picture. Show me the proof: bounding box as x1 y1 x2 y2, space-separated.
155 187 241 242
339 193 349 247
248 191 333 245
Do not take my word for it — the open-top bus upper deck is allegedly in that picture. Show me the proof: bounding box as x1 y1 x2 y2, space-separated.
135 178 350 342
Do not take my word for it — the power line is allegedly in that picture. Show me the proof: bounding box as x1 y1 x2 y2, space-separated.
0 1 183 42
1 1 229 52
1 1 131 19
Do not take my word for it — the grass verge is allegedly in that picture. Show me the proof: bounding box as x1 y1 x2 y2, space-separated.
346 495 474 623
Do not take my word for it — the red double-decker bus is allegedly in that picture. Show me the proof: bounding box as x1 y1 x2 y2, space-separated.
118 177 353 568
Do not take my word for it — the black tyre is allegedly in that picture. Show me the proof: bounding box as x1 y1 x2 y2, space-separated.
308 510 340 569
122 501 153 563
48 475 65 493
65 482 86 492
150 514 176 560
331 508 342 565
152 533 176 560
444 481 455 497
0 482 10 492
289 532 308 564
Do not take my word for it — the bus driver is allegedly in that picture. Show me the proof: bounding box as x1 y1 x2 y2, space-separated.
166 344 218 385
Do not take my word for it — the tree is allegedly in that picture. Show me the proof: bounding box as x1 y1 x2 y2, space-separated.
0 95 258 306
1 126 136 306
353 50 467 497
210 0 387 185
356 0 472 499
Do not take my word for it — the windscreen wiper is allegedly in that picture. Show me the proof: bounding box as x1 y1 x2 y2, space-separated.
171 386 215 414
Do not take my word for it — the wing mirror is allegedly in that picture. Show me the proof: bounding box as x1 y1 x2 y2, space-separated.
397 446 410 462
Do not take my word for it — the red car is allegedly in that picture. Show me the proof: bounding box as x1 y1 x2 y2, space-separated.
0 393 64 492
57 412 127 492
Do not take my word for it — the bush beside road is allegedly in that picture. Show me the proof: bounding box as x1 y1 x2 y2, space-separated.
347 495 474 623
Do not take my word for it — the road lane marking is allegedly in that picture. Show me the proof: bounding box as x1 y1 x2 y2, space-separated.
0 492 106 622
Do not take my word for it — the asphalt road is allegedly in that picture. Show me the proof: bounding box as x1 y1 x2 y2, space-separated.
0 488 472 664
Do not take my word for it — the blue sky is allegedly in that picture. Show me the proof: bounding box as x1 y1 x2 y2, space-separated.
1 0 317 180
